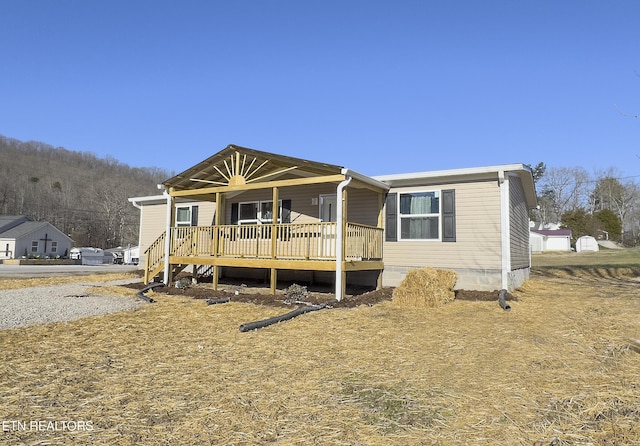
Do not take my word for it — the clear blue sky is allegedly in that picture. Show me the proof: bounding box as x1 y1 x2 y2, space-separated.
1 0 639 179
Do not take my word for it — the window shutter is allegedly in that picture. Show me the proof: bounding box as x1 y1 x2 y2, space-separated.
190 206 199 226
282 199 292 223
231 203 239 224
442 189 456 242
385 193 397 242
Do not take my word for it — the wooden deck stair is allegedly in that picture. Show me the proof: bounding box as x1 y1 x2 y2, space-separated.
143 231 189 283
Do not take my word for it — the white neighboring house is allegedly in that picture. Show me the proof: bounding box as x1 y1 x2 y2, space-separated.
123 246 140 265
0 215 73 260
530 229 572 252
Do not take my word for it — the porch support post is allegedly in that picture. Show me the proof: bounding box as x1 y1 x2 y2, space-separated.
376 191 384 290
163 189 174 285
335 176 352 301
213 192 222 291
270 187 279 295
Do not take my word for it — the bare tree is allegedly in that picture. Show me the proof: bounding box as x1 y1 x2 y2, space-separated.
0 134 169 249
538 167 591 225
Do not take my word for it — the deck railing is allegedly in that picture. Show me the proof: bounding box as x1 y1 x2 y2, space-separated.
346 222 384 260
144 231 166 282
145 222 383 278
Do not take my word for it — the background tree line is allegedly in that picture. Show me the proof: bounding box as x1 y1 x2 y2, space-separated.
530 162 640 246
0 135 170 249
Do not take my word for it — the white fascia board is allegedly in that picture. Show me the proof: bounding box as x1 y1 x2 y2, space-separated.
128 195 198 206
373 163 529 183
341 168 390 190
374 163 537 208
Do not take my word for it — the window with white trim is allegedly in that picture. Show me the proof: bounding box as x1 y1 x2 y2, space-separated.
399 191 440 240
31 241 39 253
175 205 197 227
51 241 58 253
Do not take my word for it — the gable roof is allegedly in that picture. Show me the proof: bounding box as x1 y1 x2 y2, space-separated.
0 215 32 234
164 144 347 191
0 216 73 242
1 221 49 238
162 144 389 198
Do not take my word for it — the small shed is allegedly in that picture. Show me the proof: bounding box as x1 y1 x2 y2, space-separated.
70 247 106 265
576 236 599 252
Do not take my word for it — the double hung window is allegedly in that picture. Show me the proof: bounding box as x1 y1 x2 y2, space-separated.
175 205 198 227
399 191 440 240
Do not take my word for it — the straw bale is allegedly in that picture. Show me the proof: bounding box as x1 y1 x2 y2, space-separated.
392 267 457 308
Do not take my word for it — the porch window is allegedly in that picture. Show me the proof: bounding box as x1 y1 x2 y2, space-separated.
31 241 38 253
399 191 440 240
238 200 282 224
175 205 199 227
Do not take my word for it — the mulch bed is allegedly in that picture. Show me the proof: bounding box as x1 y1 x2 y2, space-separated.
125 278 510 308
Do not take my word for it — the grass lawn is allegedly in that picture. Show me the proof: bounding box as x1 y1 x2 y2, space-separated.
0 252 639 445
532 246 640 268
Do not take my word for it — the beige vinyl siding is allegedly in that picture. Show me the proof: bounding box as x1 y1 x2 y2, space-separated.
384 180 502 271
139 204 167 267
508 174 530 269
139 200 217 265
224 183 381 226
346 188 381 226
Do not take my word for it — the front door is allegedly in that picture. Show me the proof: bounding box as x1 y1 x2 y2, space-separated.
319 195 337 257
320 195 337 222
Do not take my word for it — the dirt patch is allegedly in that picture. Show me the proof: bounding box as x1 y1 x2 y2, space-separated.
126 280 395 308
125 278 507 308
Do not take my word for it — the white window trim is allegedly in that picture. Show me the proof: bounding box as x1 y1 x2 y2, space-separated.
397 189 442 241
51 241 58 253
238 200 283 225
31 241 39 252
175 205 195 227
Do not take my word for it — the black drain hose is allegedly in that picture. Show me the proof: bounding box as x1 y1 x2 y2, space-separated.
498 289 511 311
136 282 164 303
206 297 231 305
239 304 327 332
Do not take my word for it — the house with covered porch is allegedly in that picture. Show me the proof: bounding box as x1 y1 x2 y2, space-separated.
129 144 537 298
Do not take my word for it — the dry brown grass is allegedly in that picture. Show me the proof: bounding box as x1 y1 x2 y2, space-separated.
0 269 639 445
0 273 140 291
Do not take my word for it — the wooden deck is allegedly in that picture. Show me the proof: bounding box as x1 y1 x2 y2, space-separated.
144 222 384 284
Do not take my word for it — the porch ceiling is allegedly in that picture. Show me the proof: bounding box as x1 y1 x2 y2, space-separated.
164 144 346 192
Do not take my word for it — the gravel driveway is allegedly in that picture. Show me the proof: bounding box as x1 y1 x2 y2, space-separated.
0 279 145 330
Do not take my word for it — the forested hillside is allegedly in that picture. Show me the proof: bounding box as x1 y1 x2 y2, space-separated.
0 135 170 249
